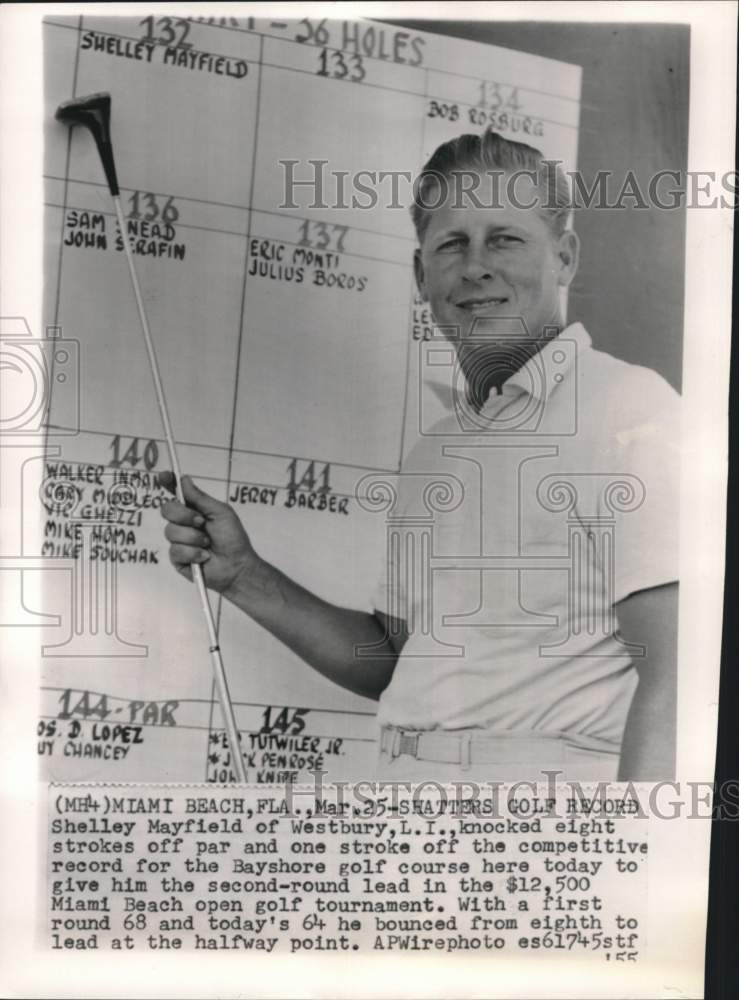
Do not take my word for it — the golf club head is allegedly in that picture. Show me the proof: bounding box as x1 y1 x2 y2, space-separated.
56 92 119 196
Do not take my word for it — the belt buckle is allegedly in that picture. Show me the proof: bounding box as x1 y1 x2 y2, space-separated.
396 731 420 758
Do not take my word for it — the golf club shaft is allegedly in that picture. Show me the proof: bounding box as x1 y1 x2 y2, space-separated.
112 196 247 784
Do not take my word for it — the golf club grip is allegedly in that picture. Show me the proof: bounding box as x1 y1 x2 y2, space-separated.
98 139 120 197
55 93 119 196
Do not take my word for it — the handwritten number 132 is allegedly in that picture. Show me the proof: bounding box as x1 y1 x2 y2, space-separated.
139 16 192 48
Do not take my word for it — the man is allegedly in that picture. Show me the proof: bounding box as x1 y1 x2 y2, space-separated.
161 129 679 782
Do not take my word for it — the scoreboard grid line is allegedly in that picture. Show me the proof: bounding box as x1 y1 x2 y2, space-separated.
42 18 580 129
210 30 266 777
43 426 405 477
45 201 416 269
40 687 377 718
44 174 421 245
397 64 431 472
181 14 584 103
38 715 377 742
50 15 84 330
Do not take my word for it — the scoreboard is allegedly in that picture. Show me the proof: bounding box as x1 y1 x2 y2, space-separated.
35 13 581 781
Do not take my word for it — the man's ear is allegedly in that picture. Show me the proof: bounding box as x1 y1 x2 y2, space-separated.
414 248 428 301
556 230 580 288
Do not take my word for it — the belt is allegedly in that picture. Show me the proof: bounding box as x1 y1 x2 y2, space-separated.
380 725 619 769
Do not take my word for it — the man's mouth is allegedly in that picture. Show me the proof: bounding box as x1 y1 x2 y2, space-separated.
455 296 509 313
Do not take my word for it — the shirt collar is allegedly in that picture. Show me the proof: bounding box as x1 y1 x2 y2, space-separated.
483 322 592 407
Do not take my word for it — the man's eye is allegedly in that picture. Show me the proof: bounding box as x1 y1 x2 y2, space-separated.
492 234 523 246
437 238 464 252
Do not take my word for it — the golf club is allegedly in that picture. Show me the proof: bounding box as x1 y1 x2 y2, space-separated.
56 92 247 783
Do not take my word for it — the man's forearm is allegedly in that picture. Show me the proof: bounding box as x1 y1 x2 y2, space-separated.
223 558 398 701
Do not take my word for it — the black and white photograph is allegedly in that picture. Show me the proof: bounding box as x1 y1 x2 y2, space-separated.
0 2 734 997
35 10 690 785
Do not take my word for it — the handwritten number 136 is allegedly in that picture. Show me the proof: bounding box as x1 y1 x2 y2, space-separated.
128 192 179 224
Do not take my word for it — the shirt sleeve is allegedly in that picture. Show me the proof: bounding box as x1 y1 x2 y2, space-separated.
597 370 681 603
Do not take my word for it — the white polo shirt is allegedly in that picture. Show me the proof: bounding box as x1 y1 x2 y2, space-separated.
372 323 680 748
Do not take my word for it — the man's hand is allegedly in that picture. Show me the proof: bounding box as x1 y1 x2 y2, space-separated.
159 471 400 701
160 472 258 596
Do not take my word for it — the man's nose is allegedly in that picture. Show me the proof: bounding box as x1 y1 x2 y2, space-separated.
462 246 493 282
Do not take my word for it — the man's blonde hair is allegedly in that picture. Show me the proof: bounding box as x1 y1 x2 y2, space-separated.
411 127 572 243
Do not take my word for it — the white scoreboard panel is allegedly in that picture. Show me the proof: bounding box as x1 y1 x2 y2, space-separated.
36 14 581 781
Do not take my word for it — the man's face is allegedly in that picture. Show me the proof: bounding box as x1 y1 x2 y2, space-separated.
414 174 579 347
